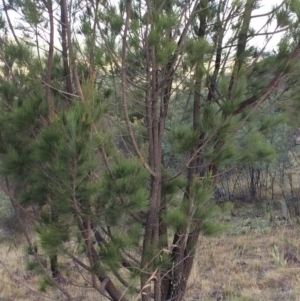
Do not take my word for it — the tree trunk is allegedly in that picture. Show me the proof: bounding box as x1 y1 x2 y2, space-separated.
60 0 73 102
162 2 209 300
50 255 61 279
228 0 254 97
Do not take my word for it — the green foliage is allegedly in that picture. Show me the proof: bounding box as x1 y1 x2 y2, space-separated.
201 219 225 236
162 175 186 195
277 38 293 72
276 7 291 28
164 207 187 231
164 175 227 236
22 0 43 25
99 238 123 268
37 225 70 256
241 132 275 163
259 114 287 134
0 191 10 218
168 125 199 153
190 176 214 205
38 275 55 292
110 15 123 35
148 12 179 65
290 0 300 19
200 103 220 133
185 38 211 66
26 259 40 272
100 158 149 214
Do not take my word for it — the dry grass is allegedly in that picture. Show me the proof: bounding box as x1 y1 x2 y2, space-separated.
186 227 300 301
0 245 106 300
186 203 300 301
0 203 300 300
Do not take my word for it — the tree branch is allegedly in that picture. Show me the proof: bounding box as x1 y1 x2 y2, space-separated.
234 39 300 115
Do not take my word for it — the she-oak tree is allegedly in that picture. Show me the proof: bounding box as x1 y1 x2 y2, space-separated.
0 0 300 300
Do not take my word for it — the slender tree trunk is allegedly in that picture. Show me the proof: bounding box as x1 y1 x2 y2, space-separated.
76 216 129 301
50 255 60 279
2 0 19 45
43 0 54 119
207 0 229 101
49 209 62 280
60 0 73 102
165 2 209 300
141 65 162 300
228 0 255 97
62 0 84 100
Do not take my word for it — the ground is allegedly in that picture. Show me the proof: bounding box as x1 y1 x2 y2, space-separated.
188 201 300 301
0 202 300 301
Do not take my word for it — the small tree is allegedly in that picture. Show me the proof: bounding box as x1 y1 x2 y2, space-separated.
0 1 300 301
